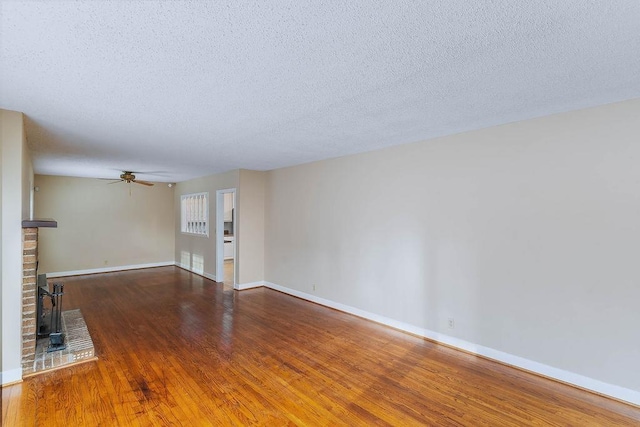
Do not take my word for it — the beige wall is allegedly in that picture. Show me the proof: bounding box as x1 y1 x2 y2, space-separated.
264 98 640 393
1 109 33 383
236 170 265 285
175 170 239 280
22 131 34 220
0 113 3 379
34 175 175 274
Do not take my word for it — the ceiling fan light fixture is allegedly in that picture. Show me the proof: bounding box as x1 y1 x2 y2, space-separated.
105 171 155 187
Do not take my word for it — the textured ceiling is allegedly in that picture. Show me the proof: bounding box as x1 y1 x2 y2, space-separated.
1 1 639 183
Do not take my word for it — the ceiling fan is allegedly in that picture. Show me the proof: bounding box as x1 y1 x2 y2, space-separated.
108 171 154 186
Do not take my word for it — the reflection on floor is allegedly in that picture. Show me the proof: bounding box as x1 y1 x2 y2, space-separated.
223 259 234 289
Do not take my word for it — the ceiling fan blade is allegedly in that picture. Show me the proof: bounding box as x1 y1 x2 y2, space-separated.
107 180 124 185
110 169 167 175
133 180 154 186
130 170 167 176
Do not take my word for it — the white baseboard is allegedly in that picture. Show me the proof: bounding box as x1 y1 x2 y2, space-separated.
263 281 640 407
1 368 23 386
175 263 217 282
47 261 175 278
234 281 264 291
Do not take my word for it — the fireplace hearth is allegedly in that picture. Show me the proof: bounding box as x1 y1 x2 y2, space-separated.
30 309 95 374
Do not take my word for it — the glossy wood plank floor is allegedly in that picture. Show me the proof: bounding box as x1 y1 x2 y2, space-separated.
3 267 639 426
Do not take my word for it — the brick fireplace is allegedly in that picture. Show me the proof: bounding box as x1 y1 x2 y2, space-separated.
22 219 59 374
21 219 96 376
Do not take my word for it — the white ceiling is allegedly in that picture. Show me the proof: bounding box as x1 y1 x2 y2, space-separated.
1 1 639 183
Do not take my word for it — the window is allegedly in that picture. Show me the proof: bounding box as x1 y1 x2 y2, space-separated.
181 192 209 236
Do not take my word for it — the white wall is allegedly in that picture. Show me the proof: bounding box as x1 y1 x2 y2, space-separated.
175 170 239 280
34 175 175 275
1 109 33 384
264 98 640 396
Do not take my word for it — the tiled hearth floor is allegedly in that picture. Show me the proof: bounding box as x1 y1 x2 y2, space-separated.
26 309 96 376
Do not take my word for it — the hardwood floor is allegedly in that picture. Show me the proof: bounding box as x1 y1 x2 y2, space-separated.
223 259 234 289
3 266 639 426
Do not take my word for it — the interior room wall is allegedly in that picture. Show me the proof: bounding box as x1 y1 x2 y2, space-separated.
1 109 32 384
264 98 640 396
34 175 175 275
0 113 3 380
174 170 239 280
21 131 34 220
236 169 265 286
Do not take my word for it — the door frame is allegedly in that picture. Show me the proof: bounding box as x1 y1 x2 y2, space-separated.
216 188 236 287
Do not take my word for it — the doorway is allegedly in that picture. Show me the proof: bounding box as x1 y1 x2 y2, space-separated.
216 188 236 288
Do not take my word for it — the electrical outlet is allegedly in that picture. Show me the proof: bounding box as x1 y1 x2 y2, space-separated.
312 284 317 291
448 318 455 329
104 260 108 266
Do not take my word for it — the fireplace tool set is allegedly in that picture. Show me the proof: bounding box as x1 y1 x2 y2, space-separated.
37 275 66 352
